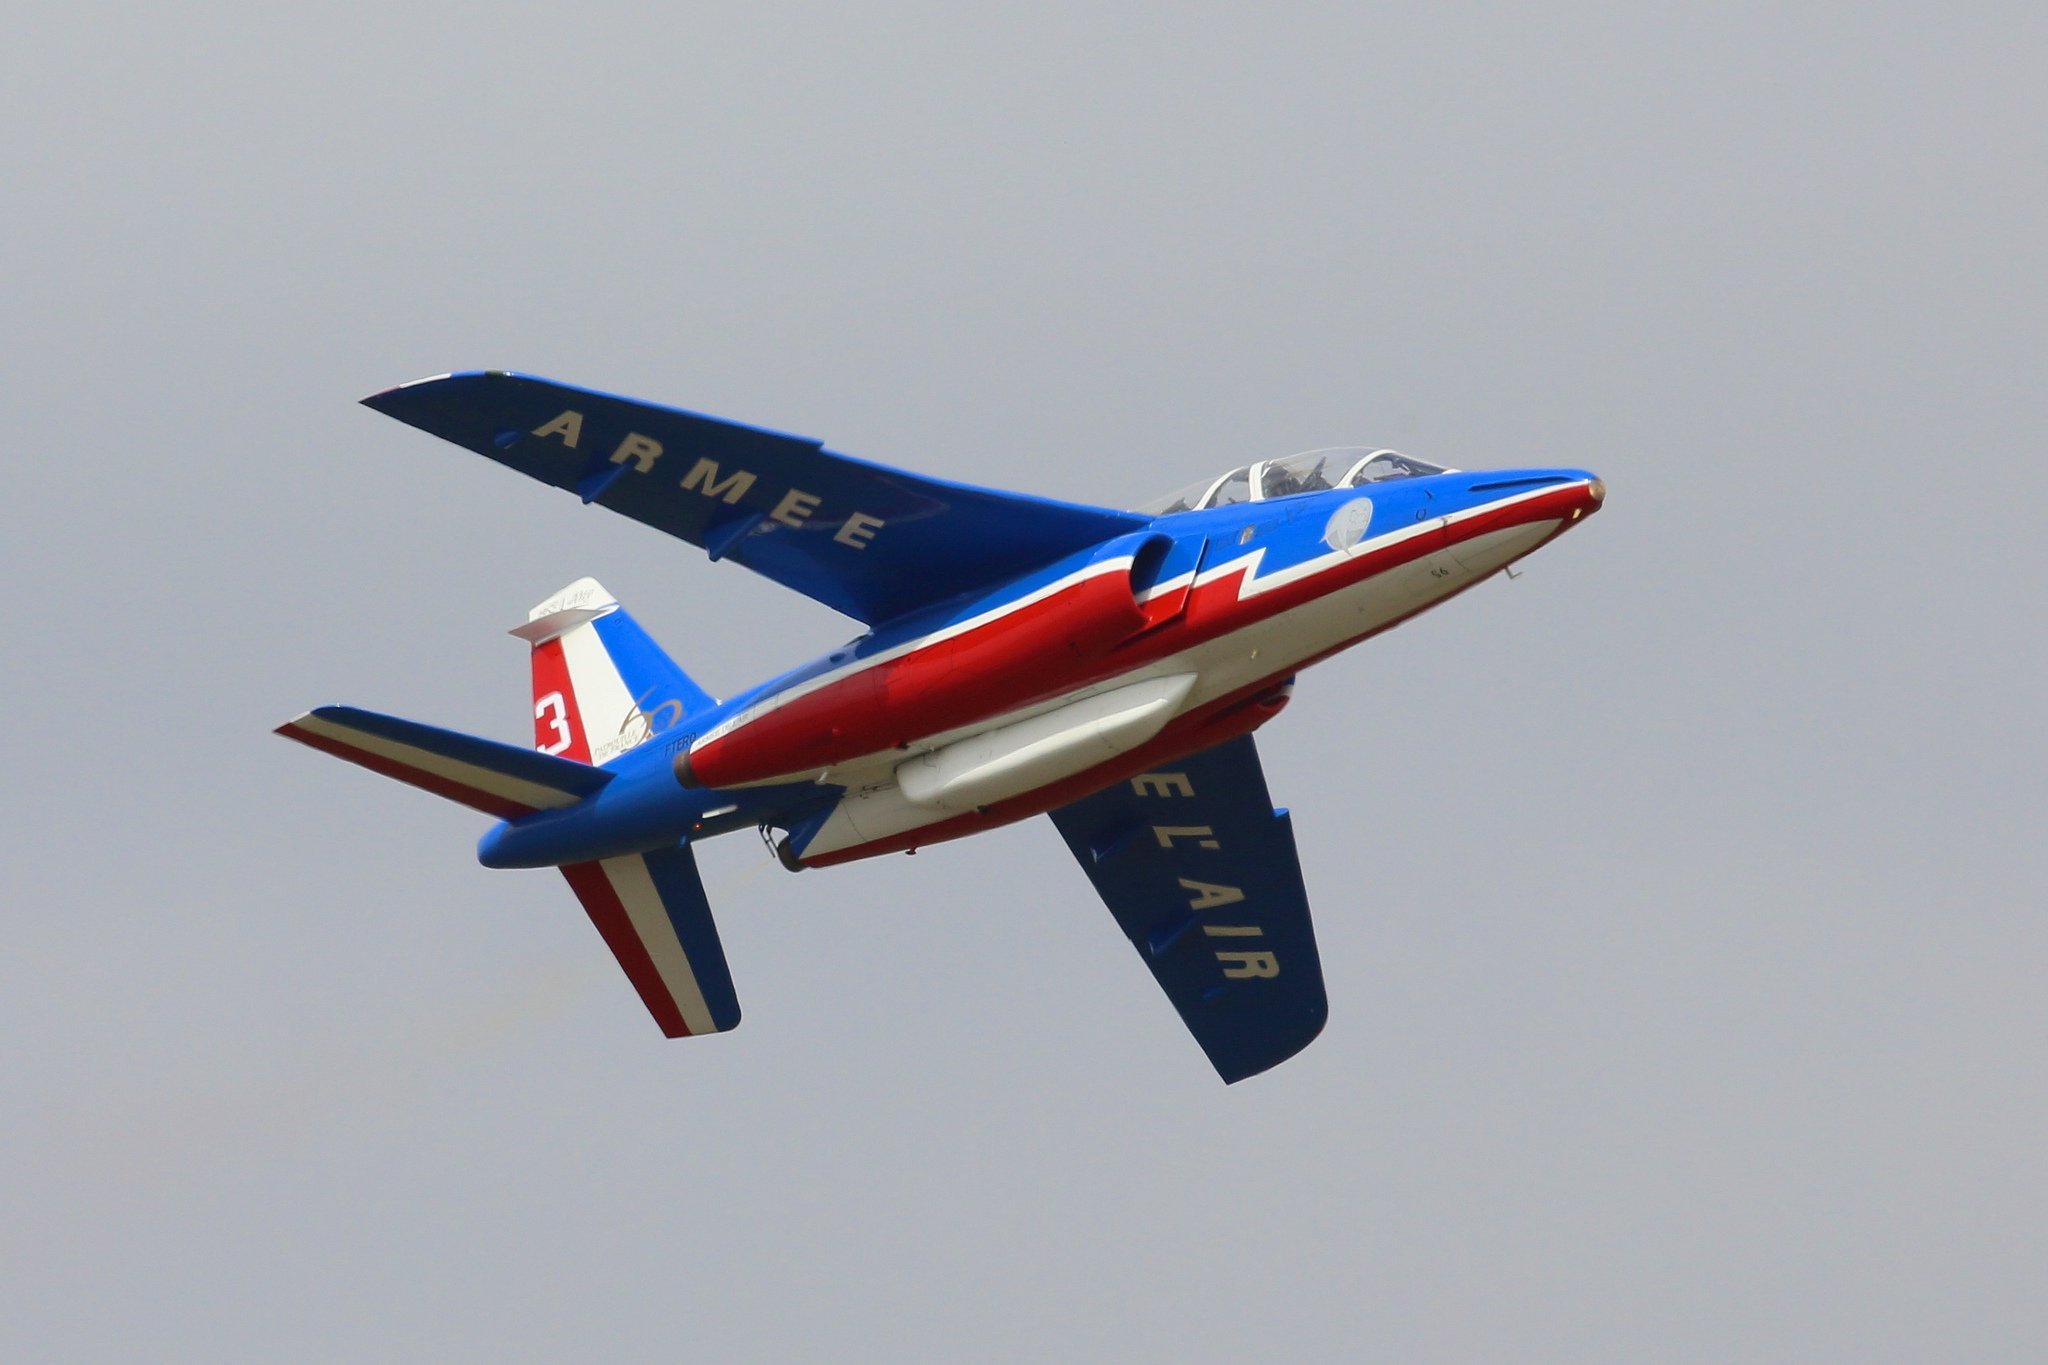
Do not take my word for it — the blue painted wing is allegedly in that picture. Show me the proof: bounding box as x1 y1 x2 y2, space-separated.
363 372 1148 624
1048 735 1328 1083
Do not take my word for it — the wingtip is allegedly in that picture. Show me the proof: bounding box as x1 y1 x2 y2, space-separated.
1215 1006 1329 1084
359 370 520 410
361 373 446 409
276 706 354 737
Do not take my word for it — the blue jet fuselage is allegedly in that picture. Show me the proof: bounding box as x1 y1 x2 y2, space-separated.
478 465 1603 871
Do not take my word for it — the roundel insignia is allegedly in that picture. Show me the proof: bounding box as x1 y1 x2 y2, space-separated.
1323 496 1375 552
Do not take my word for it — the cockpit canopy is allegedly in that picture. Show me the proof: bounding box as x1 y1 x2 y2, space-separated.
1134 448 1452 516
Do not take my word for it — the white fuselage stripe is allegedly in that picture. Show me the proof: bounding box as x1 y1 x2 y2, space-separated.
800 510 1573 858
703 481 1586 756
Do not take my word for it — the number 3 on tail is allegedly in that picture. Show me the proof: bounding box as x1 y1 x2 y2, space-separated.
536 692 573 754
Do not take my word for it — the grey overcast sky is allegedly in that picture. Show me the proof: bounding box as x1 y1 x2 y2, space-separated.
4 2 2044 1360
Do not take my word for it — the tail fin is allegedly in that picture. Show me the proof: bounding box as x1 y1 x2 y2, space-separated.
276 705 613 818
279 706 738 1039
513 578 717 767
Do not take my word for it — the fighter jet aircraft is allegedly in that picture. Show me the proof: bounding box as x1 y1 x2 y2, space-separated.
279 372 1603 1081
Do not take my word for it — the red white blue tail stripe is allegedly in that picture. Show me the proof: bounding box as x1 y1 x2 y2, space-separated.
560 846 742 1037
515 578 717 766
275 705 611 819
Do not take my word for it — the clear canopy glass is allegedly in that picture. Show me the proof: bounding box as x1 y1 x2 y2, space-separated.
1134 448 1450 516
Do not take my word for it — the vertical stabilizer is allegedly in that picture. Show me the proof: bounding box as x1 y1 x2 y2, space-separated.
513 578 717 765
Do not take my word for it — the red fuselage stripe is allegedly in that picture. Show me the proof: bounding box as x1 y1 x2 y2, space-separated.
799 484 1594 864
710 480 1591 791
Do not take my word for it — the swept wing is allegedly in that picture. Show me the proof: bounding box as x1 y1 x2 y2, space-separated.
364 372 1147 624
1049 735 1328 1083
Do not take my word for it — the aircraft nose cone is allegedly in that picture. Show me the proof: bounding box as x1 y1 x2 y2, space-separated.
1552 470 1604 522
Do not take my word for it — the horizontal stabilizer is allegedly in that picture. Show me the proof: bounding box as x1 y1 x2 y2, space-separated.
561 845 741 1037
277 705 612 819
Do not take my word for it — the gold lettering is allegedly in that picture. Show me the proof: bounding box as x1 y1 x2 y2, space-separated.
1201 924 1263 938
771 488 823 528
1217 951 1280 979
680 458 756 504
1153 825 1220 849
609 432 663 473
1178 878 1244 910
834 511 885 549
1132 773 1195 798
531 410 583 448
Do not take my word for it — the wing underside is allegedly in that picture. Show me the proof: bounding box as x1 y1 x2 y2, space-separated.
362 372 1147 624
1048 735 1328 1083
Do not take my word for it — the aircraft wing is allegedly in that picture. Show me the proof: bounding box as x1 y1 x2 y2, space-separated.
1048 735 1328 1083
363 372 1148 625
